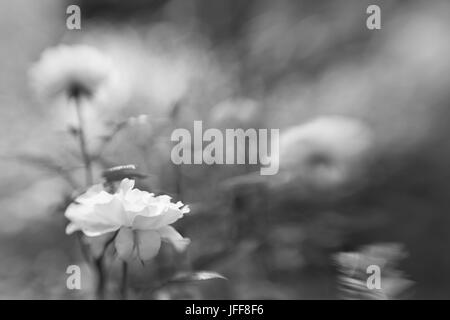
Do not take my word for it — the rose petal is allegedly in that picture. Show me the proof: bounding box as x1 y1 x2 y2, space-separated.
115 228 135 260
65 222 79 234
118 178 135 194
122 189 154 213
158 226 190 252
136 230 161 261
77 190 114 206
94 196 129 226
64 201 122 236
132 207 183 230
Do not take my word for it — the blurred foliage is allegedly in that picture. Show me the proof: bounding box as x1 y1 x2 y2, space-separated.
1 0 450 299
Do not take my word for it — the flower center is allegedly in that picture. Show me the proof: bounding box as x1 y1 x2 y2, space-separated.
68 82 93 100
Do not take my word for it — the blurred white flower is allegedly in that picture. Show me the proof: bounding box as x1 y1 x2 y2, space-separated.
270 116 374 197
334 243 413 300
65 178 190 261
29 44 131 150
29 44 117 102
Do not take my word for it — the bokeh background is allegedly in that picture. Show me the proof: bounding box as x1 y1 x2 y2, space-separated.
1 0 450 299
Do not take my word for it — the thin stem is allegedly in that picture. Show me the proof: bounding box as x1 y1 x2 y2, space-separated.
173 163 183 201
74 98 93 186
94 256 105 300
103 230 119 252
120 261 128 300
73 97 104 299
170 101 183 200
76 231 92 264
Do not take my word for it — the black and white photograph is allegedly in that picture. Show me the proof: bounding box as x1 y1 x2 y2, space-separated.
0 0 450 303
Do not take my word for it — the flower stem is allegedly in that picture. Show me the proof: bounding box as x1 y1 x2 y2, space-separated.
76 231 92 264
173 163 183 200
94 256 106 300
170 101 184 200
120 261 128 300
74 98 93 186
73 97 104 299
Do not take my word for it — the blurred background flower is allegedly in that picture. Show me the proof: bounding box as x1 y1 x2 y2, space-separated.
29 45 117 102
334 243 414 299
270 116 375 200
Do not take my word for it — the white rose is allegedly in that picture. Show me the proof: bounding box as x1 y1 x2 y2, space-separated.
65 179 190 261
